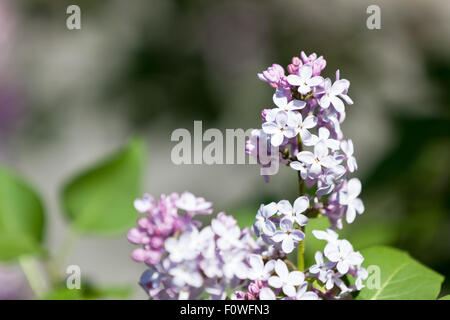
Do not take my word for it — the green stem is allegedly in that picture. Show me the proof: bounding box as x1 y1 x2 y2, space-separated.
297 134 305 271
19 255 48 299
48 227 78 284
297 238 305 271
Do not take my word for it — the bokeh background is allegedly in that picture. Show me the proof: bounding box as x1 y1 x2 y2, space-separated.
0 0 449 299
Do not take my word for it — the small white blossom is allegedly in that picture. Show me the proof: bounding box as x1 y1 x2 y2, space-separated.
271 218 305 254
339 178 364 223
253 202 277 236
268 260 306 297
287 65 324 95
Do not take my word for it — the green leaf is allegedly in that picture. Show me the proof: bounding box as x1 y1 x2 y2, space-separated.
44 284 133 300
304 216 330 267
61 138 146 234
357 246 444 300
0 166 45 261
340 221 398 251
44 287 83 300
439 295 450 300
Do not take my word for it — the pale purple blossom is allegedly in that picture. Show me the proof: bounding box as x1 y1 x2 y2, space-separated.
341 139 358 172
253 202 277 236
287 65 324 95
262 111 297 147
175 191 212 216
277 196 309 226
268 260 305 297
296 141 337 178
294 283 319 300
324 239 364 274
317 78 350 113
291 112 318 145
339 178 364 223
271 218 305 254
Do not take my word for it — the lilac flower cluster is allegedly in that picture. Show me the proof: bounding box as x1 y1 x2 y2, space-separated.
128 192 266 299
233 51 367 300
309 229 367 297
248 51 364 229
128 51 367 300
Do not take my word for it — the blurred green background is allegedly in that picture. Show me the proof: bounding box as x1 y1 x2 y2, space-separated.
0 0 449 299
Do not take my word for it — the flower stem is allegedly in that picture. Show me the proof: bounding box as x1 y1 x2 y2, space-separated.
297 134 305 271
19 255 48 299
48 227 78 284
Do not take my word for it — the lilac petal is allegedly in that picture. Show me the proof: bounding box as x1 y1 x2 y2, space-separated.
309 162 322 177
284 127 297 139
346 206 356 223
290 161 305 171
314 251 324 264
296 282 308 297
275 111 289 126
308 76 324 87
347 178 362 198
348 157 358 172
301 292 319 300
318 127 330 140
314 141 329 158
348 252 364 266
320 155 337 168
273 91 288 108
279 217 294 231
270 132 284 147
309 264 321 275
325 278 335 290
297 151 315 164
352 198 365 214
268 276 283 289
298 84 311 95
339 240 354 256
288 99 306 110
293 196 309 214
282 237 294 253
312 229 338 242
299 129 311 144
288 271 305 286
271 231 287 243
282 284 297 297
303 115 318 129
340 93 354 105
259 287 276 300
337 261 349 274
303 134 319 146
299 65 312 81
295 214 309 227
248 254 264 271
262 220 276 236
277 200 293 215
340 139 354 155
263 202 278 217
262 121 279 134
290 230 305 242
287 74 302 86
319 95 330 109
330 96 345 113
275 259 289 279
331 79 348 95
324 243 340 262
326 139 341 150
